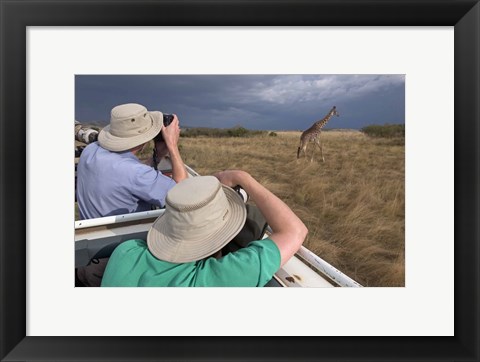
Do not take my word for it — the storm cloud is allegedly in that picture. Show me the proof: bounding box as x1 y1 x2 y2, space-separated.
75 74 405 130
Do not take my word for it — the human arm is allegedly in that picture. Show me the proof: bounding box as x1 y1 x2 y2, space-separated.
157 114 188 183
214 170 308 267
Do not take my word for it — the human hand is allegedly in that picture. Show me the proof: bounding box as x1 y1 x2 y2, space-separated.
213 170 250 188
160 114 181 150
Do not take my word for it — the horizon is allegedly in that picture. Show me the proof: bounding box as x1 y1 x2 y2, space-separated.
78 120 390 132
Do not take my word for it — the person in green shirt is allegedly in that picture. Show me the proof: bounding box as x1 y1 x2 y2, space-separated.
101 170 308 287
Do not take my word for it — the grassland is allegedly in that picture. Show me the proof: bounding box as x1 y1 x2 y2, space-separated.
145 130 405 287
79 126 405 287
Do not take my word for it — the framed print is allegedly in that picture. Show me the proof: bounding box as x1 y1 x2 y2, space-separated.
1 0 479 361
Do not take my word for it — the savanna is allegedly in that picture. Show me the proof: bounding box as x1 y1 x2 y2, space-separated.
138 127 405 287
76 126 405 287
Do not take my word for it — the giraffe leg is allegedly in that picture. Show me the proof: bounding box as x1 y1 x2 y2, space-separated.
315 140 325 162
297 142 306 160
310 143 315 162
297 142 308 161
297 143 304 159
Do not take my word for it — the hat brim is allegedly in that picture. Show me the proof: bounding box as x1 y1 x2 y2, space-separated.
98 111 163 152
147 185 247 263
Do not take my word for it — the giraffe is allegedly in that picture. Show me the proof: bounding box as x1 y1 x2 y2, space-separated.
297 106 339 162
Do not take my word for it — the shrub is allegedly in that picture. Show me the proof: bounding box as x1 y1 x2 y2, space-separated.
181 126 267 138
269 131 278 137
227 127 249 137
361 124 405 138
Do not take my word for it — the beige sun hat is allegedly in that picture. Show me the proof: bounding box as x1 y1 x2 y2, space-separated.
98 103 163 152
147 176 247 263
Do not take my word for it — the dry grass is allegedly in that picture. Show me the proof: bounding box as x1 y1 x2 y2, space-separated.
175 131 405 287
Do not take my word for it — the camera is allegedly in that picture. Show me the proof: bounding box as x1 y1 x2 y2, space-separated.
154 114 175 142
233 185 249 203
163 114 174 127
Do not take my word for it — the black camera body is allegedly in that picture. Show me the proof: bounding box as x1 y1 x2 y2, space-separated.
154 114 175 142
163 114 174 127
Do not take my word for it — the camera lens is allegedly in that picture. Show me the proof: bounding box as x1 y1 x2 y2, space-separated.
163 114 174 127
233 186 249 203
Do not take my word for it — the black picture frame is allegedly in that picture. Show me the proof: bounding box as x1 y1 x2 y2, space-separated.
1 1 478 361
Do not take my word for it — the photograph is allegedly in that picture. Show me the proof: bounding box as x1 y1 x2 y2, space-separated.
1 0 478 360
74 74 405 288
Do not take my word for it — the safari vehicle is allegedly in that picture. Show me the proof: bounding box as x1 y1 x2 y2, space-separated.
74 123 362 288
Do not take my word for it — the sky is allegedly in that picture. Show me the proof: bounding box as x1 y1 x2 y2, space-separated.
75 75 405 130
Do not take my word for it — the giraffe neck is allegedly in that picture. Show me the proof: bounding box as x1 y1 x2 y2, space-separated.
314 112 333 130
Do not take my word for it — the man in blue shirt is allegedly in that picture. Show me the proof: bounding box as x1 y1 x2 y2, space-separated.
77 103 188 220
76 103 188 287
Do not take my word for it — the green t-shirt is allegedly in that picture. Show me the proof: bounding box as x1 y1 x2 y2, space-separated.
101 238 281 287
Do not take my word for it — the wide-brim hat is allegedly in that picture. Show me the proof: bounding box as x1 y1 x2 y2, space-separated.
147 176 247 263
98 103 163 152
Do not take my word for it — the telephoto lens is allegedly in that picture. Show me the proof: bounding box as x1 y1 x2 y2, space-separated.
88 132 98 143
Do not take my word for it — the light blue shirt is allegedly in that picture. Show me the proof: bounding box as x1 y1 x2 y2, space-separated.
76 142 176 220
